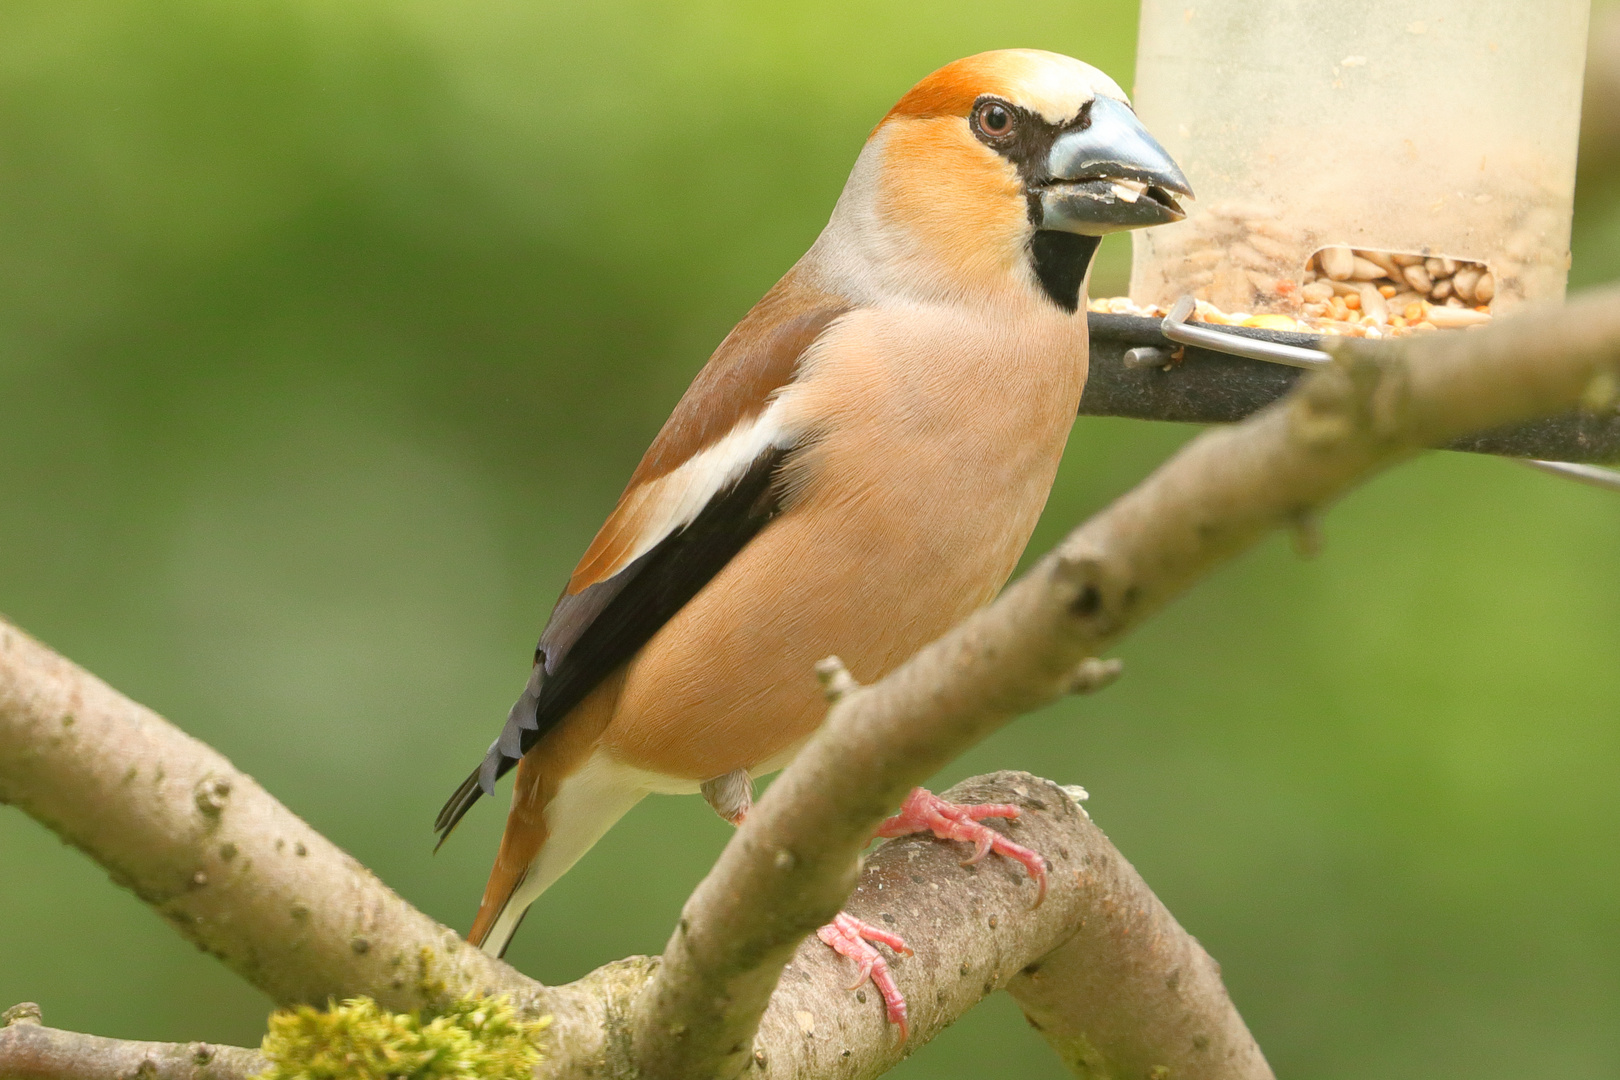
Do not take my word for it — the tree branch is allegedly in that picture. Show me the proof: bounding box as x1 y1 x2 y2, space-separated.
1005 853 1266 1079
0 611 1260 1077
0 769 1246 1080
0 614 666 1073
0 618 542 1015
631 286 1620 1078
7 287 1619 1080
742 772 1265 1080
0 1006 264 1080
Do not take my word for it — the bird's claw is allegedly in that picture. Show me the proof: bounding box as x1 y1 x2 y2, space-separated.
817 911 911 1040
816 789 1050 1040
876 787 1048 906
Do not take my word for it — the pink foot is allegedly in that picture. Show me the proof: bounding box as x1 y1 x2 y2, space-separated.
817 911 913 1040
877 787 1048 906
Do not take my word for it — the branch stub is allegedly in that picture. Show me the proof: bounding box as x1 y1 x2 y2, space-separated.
2 1003 42 1028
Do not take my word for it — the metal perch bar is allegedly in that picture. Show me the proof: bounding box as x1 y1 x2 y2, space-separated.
1160 295 1334 369
1520 458 1620 491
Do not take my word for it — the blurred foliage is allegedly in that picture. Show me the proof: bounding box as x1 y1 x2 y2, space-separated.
1 3 1618 1078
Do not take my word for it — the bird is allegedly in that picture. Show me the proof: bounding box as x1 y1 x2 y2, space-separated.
435 47 1189 1035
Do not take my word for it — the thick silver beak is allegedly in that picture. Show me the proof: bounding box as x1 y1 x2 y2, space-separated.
1038 96 1192 236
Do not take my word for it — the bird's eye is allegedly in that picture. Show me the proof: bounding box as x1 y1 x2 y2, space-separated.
974 101 1015 139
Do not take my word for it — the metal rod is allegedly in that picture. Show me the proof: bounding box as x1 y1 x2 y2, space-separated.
1122 345 1171 369
1160 295 1335 369
1520 458 1620 492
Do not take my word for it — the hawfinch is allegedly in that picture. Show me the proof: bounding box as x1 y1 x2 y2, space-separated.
437 48 1189 1034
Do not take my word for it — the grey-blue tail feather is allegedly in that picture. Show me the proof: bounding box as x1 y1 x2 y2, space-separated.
432 767 485 850
433 450 789 852
433 741 521 848
433 679 540 848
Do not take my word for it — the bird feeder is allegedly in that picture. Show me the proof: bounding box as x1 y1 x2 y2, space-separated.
1127 0 1591 331
1076 2 1619 490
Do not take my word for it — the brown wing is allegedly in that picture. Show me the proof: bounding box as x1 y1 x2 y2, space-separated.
435 273 852 843
568 283 852 591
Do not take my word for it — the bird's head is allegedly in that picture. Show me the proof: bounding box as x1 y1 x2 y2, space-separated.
825 49 1190 311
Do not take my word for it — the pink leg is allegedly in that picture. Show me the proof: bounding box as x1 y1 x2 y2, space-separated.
816 912 912 1040
876 787 1048 905
815 788 1048 1037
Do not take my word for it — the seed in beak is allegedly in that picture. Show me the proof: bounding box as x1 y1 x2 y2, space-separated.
1109 179 1148 203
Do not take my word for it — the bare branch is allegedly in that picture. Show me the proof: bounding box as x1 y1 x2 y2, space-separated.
0 1007 264 1080
0 614 674 1073
744 773 1264 1080
0 618 545 1015
0 773 1254 1080
0 611 1258 1078
1004 837 1270 1079
632 287 1620 1078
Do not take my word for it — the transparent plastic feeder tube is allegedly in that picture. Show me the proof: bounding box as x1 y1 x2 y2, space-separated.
1129 0 1590 319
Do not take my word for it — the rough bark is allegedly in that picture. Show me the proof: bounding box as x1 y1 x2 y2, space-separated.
1005 842 1269 1080
0 619 544 1017
0 1007 265 1080
0 612 1257 1077
0 771 1252 1080
743 773 1266 1080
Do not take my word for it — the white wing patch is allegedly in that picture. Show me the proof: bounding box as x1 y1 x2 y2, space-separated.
596 395 805 581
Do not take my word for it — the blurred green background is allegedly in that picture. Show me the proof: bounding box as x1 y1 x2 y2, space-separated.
2 2 1618 1077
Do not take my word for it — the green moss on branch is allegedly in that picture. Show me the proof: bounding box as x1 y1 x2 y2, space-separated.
256 995 549 1080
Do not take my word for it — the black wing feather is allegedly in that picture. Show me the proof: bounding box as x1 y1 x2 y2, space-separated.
434 445 791 844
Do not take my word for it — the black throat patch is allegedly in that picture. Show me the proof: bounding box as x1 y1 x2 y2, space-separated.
970 96 1100 313
1030 231 1099 312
